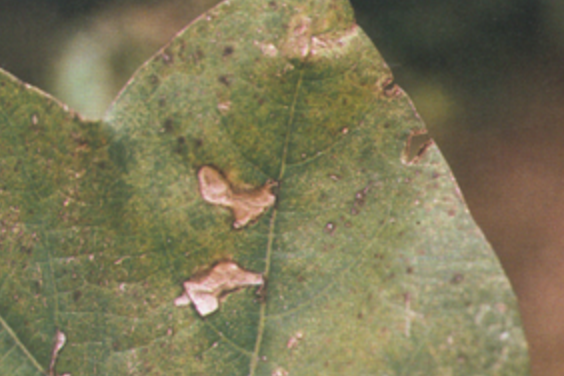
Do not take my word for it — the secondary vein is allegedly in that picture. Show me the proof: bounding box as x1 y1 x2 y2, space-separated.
0 314 46 373
249 70 304 376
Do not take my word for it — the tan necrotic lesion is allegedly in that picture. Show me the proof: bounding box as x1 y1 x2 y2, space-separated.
174 261 264 316
197 166 277 229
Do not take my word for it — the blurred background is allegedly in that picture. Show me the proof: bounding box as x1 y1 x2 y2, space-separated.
1 0 564 374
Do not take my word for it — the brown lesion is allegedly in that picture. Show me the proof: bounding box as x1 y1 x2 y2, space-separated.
401 129 434 165
197 166 277 229
49 329 69 376
174 261 264 317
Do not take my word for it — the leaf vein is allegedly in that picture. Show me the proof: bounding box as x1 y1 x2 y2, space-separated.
0 315 45 374
248 69 304 376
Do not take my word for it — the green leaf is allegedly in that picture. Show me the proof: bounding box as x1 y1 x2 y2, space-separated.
0 0 528 375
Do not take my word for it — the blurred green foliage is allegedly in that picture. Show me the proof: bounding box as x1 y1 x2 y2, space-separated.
0 0 554 123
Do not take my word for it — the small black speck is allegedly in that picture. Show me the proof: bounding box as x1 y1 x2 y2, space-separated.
268 0 277 9
73 290 82 301
194 138 203 148
177 136 186 144
223 46 234 56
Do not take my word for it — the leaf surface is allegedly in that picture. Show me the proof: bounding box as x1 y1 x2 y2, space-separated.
0 0 528 375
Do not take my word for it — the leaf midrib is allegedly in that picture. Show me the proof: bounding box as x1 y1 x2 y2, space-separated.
248 69 304 376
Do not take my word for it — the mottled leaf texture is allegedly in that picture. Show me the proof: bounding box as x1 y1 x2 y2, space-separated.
0 0 528 375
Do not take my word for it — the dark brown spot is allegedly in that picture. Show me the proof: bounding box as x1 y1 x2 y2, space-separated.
163 119 174 133
406 266 414 274
194 138 203 148
159 97 167 107
179 40 187 54
223 46 234 57
268 1 277 9
450 273 464 284
177 136 186 145
218 75 231 86
73 290 82 301
195 49 205 61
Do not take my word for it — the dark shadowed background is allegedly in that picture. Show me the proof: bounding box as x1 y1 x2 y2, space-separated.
1 0 564 374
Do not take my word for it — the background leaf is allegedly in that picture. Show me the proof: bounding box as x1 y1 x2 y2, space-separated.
0 0 528 375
